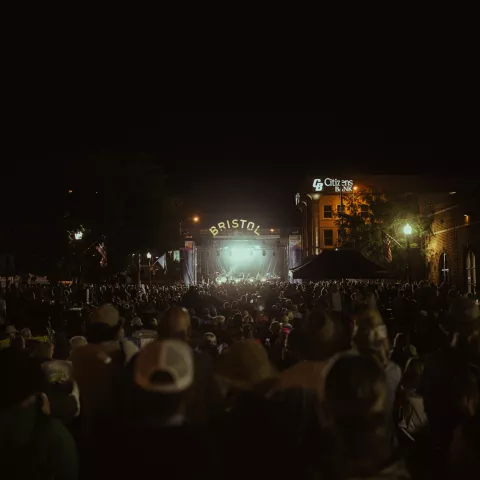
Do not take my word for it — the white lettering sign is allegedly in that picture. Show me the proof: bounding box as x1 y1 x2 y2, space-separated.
209 219 261 236
313 178 353 192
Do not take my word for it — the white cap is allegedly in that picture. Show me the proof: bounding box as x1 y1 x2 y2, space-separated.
133 340 194 394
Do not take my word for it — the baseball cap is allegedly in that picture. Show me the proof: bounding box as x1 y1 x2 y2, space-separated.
133 340 194 394
90 304 120 327
131 317 143 327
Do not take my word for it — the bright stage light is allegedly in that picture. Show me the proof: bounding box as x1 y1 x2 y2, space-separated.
74 231 83 240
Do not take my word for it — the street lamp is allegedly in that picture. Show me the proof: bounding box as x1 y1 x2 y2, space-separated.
74 231 83 240
403 224 412 284
146 252 152 286
180 216 200 236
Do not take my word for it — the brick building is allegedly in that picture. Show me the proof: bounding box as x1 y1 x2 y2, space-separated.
425 186 479 293
296 174 479 290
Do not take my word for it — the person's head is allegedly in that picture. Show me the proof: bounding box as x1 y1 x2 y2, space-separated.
129 340 194 421
5 325 18 339
203 332 217 346
270 321 281 335
242 324 254 339
323 354 390 477
303 309 342 361
216 340 276 394
401 357 424 392
232 313 243 329
19 328 32 340
86 304 122 343
159 307 191 341
353 308 389 366
284 328 306 364
324 354 388 425
69 335 88 350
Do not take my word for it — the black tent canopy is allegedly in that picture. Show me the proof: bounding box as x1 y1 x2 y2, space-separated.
290 249 390 280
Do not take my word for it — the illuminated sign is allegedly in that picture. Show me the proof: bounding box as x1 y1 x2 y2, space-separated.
313 178 353 193
209 219 261 236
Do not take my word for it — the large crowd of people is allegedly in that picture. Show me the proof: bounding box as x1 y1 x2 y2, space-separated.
0 279 479 479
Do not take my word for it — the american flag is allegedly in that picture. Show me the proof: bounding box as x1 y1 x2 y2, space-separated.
96 242 107 268
382 232 392 263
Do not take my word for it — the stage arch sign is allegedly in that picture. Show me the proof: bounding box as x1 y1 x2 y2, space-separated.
209 219 261 236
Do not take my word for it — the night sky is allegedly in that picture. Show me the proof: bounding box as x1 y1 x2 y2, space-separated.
3 111 475 269
39 112 437 224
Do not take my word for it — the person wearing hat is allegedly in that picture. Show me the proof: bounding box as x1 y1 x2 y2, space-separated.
158 306 223 426
0 349 78 479
94 340 218 480
5 325 18 339
71 304 138 439
321 354 410 479
422 297 480 464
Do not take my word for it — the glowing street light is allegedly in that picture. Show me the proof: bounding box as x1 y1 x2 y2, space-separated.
146 252 152 259
403 224 413 235
74 231 83 240
353 186 358 191
180 216 200 236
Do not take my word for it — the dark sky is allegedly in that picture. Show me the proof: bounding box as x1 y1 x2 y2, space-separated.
11 111 474 231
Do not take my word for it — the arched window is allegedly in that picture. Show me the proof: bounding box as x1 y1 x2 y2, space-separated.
466 250 476 294
439 252 450 284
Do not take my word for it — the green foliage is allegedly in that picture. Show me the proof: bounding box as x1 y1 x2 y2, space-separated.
335 190 433 271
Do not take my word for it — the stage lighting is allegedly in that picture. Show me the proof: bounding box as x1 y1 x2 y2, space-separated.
262 250 266 256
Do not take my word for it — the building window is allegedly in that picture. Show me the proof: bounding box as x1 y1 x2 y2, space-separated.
360 205 369 218
324 205 333 218
439 252 450 284
466 250 476 294
324 230 333 246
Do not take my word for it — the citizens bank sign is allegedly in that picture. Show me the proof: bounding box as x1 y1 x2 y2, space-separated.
209 219 261 236
313 178 353 192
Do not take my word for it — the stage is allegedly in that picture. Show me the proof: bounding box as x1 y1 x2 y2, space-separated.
182 218 301 285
